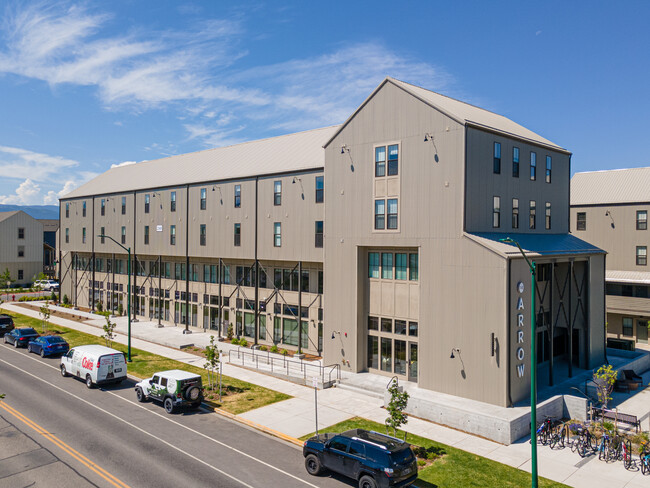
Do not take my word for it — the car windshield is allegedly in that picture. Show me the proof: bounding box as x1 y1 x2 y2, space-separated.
0 317 11 324
390 448 414 465
47 336 66 344
19 328 37 336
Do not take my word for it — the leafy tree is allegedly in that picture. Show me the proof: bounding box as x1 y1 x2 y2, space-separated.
102 315 117 348
593 364 617 410
203 335 220 392
0 268 12 288
39 301 51 333
386 378 409 439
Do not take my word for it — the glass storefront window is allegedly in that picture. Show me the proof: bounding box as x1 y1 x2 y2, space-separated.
408 321 418 337
395 253 407 280
395 320 406 335
368 336 378 369
381 318 392 333
381 338 392 372
368 252 380 278
394 340 406 375
381 253 393 279
244 312 255 338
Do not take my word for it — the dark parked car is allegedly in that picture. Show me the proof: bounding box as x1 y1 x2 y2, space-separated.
28 335 70 357
4 328 40 348
0 314 14 336
303 429 418 488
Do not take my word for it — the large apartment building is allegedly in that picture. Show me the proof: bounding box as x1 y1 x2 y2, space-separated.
571 168 650 347
59 78 606 407
0 211 43 286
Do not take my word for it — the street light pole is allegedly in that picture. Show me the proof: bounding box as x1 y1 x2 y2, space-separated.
500 237 537 488
98 234 132 362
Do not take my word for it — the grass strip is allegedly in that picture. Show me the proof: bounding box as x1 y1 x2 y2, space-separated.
5 311 290 415
300 417 569 488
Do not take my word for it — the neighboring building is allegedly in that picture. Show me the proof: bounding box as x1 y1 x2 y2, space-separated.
571 168 650 347
0 211 43 286
40 219 59 277
59 78 605 407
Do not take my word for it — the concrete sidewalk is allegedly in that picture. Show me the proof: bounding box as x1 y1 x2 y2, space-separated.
2 302 649 488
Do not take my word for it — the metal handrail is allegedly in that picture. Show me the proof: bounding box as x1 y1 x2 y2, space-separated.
227 347 340 385
387 375 399 389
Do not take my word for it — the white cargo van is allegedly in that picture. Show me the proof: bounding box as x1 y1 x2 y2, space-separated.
60 345 127 388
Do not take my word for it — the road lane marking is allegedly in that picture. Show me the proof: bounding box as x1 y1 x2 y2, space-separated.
0 401 131 488
0 348 319 487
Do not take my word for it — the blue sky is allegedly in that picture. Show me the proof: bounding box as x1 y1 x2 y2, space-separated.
0 1 648 205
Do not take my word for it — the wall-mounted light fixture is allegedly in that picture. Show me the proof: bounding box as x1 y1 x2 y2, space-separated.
605 210 615 228
424 133 434 142
151 191 163 209
212 185 223 204
331 330 341 340
340 144 350 154
450 347 460 359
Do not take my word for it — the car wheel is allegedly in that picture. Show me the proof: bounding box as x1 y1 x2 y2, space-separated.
184 386 200 402
85 374 93 389
60 365 68 377
14 340 19 348
164 397 175 414
136 387 147 403
40 349 46 358
304 454 323 476
358 475 378 488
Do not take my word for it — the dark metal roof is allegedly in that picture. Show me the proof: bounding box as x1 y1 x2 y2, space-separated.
470 232 605 256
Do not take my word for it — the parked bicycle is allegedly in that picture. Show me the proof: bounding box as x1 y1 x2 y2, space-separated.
535 416 561 446
640 441 650 475
574 425 597 458
597 432 613 462
610 434 633 470
549 422 569 450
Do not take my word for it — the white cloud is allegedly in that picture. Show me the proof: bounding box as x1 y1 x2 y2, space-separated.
110 160 137 169
0 145 79 182
0 178 41 204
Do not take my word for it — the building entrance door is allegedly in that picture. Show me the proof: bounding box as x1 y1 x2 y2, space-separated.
408 343 418 382
637 320 648 344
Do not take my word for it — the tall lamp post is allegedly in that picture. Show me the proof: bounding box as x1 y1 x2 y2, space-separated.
500 237 537 488
98 234 132 362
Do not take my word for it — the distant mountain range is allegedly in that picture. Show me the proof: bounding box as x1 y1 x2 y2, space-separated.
0 204 59 220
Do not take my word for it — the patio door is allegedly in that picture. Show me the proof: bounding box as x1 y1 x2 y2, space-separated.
637 320 648 344
408 342 418 382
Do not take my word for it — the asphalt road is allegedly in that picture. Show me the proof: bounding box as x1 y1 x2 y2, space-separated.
0 342 352 488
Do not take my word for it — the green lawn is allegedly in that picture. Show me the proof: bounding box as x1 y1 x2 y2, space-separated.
5 310 290 414
300 418 569 488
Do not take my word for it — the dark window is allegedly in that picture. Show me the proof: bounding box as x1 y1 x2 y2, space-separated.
18 227 24 239
545 202 551 230
121 196 126 214
368 336 378 369
381 253 393 279
409 321 418 337
234 185 241 208
101 199 105 215
17 246 24 257
329 437 350 453
368 252 380 278
381 337 392 372
200 224 206 246
512 147 520 177
144 194 150 213
512 198 519 229
234 223 241 246
623 317 633 336
349 441 366 458
530 152 537 181
387 144 399 176
318 270 323 294
368 316 379 331
493 196 500 228
18 269 23 280
545 156 552 183
65 202 69 218
170 225 176 245
82 201 86 217
395 320 406 335
171 191 176 212
315 221 323 248
395 253 407 280
121 226 126 244
274 181 282 206
374 200 385 230
409 254 418 281
387 199 398 229
100 227 105 244
637 246 647 266
381 318 392 333
200 188 206 210
529 201 536 230
315 176 324 203
375 146 386 177
576 212 586 231
144 226 149 245
493 142 501 174
65 228 69 243
82 227 86 244
637 210 647 230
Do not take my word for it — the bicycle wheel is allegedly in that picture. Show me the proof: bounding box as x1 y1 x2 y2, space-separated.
623 442 632 470
577 440 587 458
642 457 648 475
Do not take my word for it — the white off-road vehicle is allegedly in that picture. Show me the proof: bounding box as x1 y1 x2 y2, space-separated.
134 369 203 414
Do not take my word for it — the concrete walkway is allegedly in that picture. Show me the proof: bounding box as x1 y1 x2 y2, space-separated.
3 302 649 488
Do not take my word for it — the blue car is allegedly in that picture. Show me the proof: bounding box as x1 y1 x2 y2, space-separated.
4 328 39 348
28 335 70 357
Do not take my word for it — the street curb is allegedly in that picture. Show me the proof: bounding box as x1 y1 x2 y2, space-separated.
125 373 303 447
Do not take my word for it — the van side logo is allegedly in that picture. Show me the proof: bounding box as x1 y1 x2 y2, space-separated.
81 357 94 370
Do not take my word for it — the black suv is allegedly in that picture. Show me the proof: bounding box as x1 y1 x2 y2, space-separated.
0 315 14 336
303 429 417 488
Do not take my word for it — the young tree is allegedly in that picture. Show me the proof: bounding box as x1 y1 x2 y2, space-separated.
0 268 12 288
39 301 51 333
102 315 117 348
203 335 220 393
593 364 617 410
385 378 409 439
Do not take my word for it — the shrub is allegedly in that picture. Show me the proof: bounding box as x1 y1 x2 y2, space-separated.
96 301 103 312
259 345 268 352
117 303 123 316
231 338 239 345
270 344 279 353
227 324 234 341
280 348 288 356
62 294 70 305
50 290 57 301
239 338 249 347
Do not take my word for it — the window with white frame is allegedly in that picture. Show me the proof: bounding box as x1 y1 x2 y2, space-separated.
493 196 500 228
274 222 281 247
274 181 282 206
545 202 551 229
529 200 536 229
493 142 501 174
530 152 537 181
637 246 647 266
512 198 519 229
637 210 647 230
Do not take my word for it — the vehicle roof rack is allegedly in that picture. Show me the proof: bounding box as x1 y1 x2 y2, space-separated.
351 437 387 450
369 431 406 444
